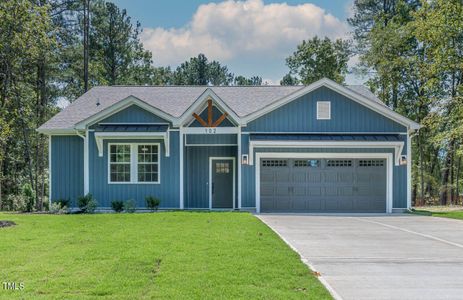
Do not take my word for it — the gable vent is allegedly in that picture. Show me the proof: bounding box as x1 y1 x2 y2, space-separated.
317 101 331 120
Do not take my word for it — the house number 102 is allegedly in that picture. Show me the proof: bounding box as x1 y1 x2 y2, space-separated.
205 128 217 134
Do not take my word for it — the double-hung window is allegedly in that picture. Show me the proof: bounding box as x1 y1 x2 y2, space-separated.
109 143 160 184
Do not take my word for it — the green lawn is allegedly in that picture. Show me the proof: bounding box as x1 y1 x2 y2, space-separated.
412 208 463 220
0 212 330 299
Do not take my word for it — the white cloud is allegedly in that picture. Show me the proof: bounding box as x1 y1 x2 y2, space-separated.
141 0 349 67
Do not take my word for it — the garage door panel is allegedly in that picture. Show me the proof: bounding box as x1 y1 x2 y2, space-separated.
276 171 291 182
293 186 306 196
292 197 307 210
260 158 387 213
339 186 354 196
324 172 338 183
276 186 290 196
276 199 291 210
308 199 322 210
261 172 274 182
339 173 354 183
325 199 339 210
308 173 321 183
325 187 338 196
292 172 306 182
260 185 274 197
308 187 322 196
338 199 354 210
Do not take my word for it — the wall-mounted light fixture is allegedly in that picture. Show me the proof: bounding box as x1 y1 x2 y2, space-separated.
400 155 407 165
241 154 249 165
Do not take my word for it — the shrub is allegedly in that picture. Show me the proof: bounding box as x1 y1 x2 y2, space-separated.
22 183 35 212
77 194 97 213
49 202 69 214
43 200 49 211
56 199 70 208
124 199 136 213
145 196 161 211
2 194 26 211
111 200 124 213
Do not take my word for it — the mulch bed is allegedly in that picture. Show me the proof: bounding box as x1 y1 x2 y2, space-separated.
0 220 16 228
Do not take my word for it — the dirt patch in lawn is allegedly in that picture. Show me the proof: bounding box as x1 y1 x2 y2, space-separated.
0 220 16 228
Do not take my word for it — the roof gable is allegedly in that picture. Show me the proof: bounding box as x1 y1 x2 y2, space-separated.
245 86 407 132
241 78 420 130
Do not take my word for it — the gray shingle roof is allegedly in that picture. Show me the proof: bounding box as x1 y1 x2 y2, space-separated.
39 84 384 130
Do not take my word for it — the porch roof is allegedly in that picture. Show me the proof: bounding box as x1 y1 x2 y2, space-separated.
94 124 169 132
249 134 402 142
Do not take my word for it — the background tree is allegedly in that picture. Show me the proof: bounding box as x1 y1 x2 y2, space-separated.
234 75 263 86
349 0 463 206
283 36 351 85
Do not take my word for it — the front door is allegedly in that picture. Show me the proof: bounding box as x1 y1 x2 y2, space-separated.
211 158 234 209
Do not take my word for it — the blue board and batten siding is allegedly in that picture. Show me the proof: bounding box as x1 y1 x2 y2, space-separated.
50 136 84 206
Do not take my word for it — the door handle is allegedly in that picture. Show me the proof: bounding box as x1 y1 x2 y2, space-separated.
212 182 215 194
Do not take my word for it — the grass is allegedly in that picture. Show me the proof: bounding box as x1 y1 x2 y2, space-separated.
0 212 331 299
411 207 463 220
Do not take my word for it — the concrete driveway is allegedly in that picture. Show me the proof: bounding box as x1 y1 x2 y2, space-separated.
257 214 463 300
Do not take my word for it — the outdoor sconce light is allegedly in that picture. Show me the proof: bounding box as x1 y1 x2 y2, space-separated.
400 155 407 165
241 154 249 165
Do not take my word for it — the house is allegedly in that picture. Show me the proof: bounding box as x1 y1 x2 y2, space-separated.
38 78 420 213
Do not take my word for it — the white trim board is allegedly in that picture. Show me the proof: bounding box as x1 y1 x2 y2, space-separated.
179 127 184 209
48 136 52 205
183 127 239 134
209 157 236 210
248 140 404 166
254 152 393 214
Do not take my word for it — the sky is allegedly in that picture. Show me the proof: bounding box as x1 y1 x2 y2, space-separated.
111 0 362 85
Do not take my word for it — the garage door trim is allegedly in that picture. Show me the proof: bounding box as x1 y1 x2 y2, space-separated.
255 152 393 213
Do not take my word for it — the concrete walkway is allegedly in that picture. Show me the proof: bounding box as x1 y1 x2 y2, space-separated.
257 214 463 300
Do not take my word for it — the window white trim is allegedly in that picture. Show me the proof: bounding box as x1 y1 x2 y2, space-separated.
317 101 331 120
107 143 161 184
209 157 236 210
94 132 168 157
255 152 393 214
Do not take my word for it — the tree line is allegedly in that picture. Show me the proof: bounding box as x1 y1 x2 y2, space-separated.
0 0 462 210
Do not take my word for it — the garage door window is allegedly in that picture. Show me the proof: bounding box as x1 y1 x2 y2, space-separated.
327 160 352 167
262 160 287 167
294 159 320 167
359 160 384 167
